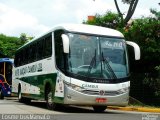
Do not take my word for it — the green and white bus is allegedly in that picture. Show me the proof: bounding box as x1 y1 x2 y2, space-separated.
12 24 140 112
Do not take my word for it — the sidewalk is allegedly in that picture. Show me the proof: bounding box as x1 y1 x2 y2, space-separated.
108 106 160 113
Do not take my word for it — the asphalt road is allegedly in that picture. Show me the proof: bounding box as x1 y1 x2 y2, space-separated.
0 97 159 120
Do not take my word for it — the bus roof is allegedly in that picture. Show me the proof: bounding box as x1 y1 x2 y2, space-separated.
18 24 124 50
0 58 14 63
53 24 124 37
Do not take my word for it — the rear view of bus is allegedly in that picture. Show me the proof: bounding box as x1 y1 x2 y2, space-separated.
12 24 140 112
0 58 13 99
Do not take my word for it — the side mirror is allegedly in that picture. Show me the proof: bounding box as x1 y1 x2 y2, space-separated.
61 34 69 53
126 41 140 60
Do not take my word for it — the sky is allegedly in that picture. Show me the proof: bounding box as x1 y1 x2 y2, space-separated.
0 0 159 37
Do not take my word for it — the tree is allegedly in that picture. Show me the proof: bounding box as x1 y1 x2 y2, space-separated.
0 33 33 58
20 33 27 42
20 33 34 43
93 0 139 26
84 11 122 29
114 0 139 25
123 10 160 105
0 34 25 58
150 9 160 20
0 51 6 58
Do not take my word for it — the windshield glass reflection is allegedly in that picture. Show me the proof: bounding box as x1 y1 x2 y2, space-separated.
67 33 129 80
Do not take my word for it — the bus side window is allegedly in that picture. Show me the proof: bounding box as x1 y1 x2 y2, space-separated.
32 43 37 62
54 30 65 72
18 51 23 66
14 53 18 67
28 45 32 63
22 48 29 65
44 35 52 58
29 44 36 62
37 39 43 60
16 52 20 67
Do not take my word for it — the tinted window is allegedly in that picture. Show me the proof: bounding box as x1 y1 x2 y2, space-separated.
44 36 52 58
15 34 52 67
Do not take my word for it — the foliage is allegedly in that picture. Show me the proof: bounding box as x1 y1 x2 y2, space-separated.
122 10 160 102
92 0 139 26
124 16 160 63
0 34 26 58
143 65 160 103
84 11 122 29
150 8 160 20
20 33 34 41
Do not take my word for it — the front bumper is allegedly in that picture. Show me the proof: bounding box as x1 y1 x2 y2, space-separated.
63 85 129 106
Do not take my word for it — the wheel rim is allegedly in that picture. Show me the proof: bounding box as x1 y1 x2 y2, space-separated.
18 89 21 100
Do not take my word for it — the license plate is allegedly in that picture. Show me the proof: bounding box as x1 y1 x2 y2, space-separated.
95 98 107 103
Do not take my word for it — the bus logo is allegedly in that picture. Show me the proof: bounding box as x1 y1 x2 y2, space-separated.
99 90 105 95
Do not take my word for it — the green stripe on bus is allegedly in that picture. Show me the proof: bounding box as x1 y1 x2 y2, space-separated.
18 73 64 104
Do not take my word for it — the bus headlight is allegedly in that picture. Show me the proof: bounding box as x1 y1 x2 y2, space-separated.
65 82 83 92
117 87 130 94
72 85 83 92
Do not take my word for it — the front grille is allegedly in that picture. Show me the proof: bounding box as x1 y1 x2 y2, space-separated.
81 89 120 96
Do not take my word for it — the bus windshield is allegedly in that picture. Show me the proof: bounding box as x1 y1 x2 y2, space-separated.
67 33 129 81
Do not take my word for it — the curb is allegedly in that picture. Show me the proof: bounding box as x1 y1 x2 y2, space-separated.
108 106 160 113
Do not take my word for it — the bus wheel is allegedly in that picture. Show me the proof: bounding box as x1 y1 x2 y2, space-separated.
18 90 31 103
0 88 4 99
92 106 107 112
18 85 26 103
46 86 56 110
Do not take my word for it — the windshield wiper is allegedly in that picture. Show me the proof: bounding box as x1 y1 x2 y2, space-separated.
87 49 97 77
101 52 117 79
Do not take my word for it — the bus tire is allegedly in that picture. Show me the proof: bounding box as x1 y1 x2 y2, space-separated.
18 84 23 102
92 106 107 112
18 84 27 103
45 86 57 110
0 88 4 99
18 85 31 104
